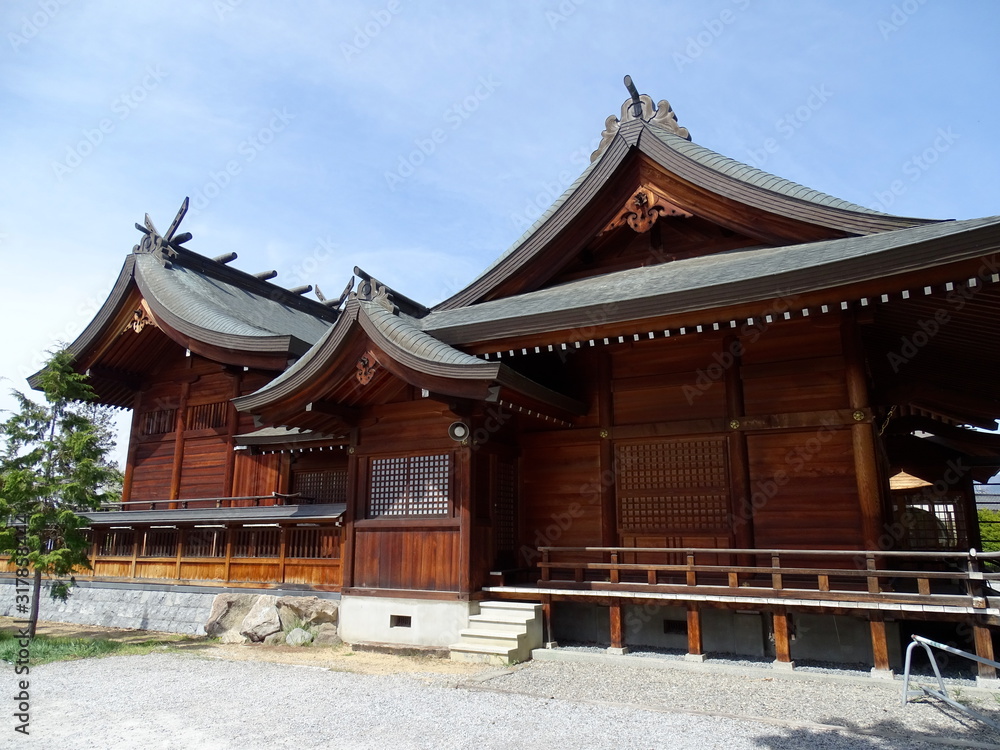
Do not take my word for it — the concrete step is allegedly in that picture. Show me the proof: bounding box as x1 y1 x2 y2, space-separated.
449 642 520 664
477 601 542 622
458 628 526 646
468 614 534 631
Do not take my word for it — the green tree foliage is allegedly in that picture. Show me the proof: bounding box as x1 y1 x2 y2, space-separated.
0 349 122 636
979 508 1000 554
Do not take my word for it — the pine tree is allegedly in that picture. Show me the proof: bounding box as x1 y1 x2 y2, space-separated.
0 349 123 637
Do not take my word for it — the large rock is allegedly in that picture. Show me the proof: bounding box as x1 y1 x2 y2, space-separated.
276 596 339 631
205 594 258 638
239 595 282 642
285 627 314 647
312 622 342 647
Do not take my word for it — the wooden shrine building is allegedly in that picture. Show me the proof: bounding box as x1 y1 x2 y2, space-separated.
20 83 1000 674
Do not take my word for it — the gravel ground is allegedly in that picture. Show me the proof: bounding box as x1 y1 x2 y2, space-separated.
9 650 1000 749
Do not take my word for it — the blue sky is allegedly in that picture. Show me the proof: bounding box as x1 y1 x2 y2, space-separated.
1 0 998 464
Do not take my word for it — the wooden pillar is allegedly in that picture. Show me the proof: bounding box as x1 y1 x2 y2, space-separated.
608 599 627 653
277 525 288 584
222 369 242 501
222 526 234 584
121 390 144 504
174 529 184 580
974 623 997 680
870 614 891 674
542 595 555 647
724 335 754 554
842 315 882 551
686 606 705 661
341 440 360 591
456 446 472 596
597 353 617 547
168 381 191 509
773 610 793 667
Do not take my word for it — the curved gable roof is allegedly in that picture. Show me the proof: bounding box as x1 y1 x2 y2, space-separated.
435 118 938 311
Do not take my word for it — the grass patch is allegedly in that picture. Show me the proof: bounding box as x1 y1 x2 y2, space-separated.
0 630 189 666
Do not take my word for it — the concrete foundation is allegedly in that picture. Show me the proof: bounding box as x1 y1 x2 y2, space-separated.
0 579 338 635
339 594 473 648
549 600 904 670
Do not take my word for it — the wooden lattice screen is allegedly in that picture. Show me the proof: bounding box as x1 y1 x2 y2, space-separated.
185 529 226 558
139 408 175 436
293 469 348 504
186 401 229 431
368 454 451 518
493 457 518 560
890 490 968 550
99 529 135 556
616 437 730 533
287 527 339 559
232 528 280 558
139 529 178 557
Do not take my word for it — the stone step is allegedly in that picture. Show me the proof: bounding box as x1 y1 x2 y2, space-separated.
477 601 541 622
449 642 520 664
468 614 533 631
458 628 526 645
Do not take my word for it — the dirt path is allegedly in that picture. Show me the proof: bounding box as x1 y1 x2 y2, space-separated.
0 616 494 677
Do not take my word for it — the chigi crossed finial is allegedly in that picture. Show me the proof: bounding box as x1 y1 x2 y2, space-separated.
133 197 193 261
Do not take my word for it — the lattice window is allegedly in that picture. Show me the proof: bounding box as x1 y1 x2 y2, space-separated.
186 401 228 431
139 408 176 436
99 529 134 557
287 527 339 559
891 490 968 550
368 453 451 518
493 458 517 555
616 437 730 533
139 529 178 557
293 470 348 504
185 529 226 558
232 527 280 558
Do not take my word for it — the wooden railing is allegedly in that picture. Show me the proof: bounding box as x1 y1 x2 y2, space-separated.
92 493 326 511
537 547 1000 610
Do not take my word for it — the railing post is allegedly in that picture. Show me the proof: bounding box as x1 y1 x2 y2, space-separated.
967 549 987 607
610 550 619 585
771 553 782 590
866 553 880 595
541 548 550 582
686 551 697 586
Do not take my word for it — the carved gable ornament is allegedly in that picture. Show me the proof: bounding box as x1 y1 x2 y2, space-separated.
125 307 156 334
356 350 379 385
591 77 691 163
601 185 692 235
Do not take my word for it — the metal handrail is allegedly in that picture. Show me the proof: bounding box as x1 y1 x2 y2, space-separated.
902 635 1000 730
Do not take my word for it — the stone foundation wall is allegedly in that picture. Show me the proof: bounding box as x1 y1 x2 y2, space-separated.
0 580 338 636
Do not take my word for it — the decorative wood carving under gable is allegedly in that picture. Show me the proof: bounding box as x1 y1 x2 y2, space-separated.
125 306 156 334
600 185 693 235
356 349 379 385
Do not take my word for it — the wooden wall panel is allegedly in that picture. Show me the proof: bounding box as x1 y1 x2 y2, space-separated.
130 440 174 502
747 428 863 549
520 432 602 559
231 451 282 498
352 528 460 591
178 436 228 501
